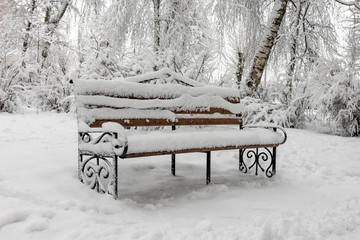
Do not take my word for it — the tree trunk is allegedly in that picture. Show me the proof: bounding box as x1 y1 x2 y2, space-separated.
247 0 289 91
42 6 52 59
41 1 69 60
236 50 245 86
23 0 37 53
286 1 304 97
153 0 161 70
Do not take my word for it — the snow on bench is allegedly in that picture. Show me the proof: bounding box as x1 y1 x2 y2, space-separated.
73 69 287 199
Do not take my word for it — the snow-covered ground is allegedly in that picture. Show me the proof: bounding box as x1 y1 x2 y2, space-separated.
1 111 360 240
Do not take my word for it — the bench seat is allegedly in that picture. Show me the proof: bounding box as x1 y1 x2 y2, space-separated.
127 126 283 154
78 125 284 157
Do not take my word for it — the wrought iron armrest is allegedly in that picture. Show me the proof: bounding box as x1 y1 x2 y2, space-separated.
78 121 128 157
243 125 287 145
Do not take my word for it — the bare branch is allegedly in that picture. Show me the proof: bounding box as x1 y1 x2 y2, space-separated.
51 0 70 25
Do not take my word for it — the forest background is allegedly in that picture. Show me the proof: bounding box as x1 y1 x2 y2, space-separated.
0 0 359 136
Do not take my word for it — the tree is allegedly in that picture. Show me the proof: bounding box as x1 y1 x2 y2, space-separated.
153 0 161 61
246 0 289 92
150 0 214 80
278 0 338 103
0 0 73 112
41 1 69 59
210 0 266 86
286 0 308 96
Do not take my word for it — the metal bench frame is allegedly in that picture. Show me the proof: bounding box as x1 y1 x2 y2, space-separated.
74 70 287 199
77 125 287 199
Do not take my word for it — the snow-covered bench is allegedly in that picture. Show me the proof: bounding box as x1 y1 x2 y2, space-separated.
73 69 287 199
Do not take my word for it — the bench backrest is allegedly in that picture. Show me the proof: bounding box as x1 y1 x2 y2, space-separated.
74 69 243 128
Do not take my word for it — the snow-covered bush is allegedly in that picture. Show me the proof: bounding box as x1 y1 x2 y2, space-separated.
237 71 307 128
301 58 359 136
33 77 74 113
0 2 75 113
286 96 307 129
0 51 74 113
244 57 360 136
0 55 32 113
0 79 23 113
240 97 291 127
0 69 74 113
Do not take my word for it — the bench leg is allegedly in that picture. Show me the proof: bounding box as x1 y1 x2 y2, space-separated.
78 153 118 199
239 149 248 173
272 147 276 175
206 151 211 184
171 126 176 176
239 147 276 178
78 151 84 182
113 155 118 199
171 154 176 176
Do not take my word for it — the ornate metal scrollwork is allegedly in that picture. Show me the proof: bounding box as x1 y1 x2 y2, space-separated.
78 131 124 199
79 154 118 198
79 132 115 146
239 147 276 178
78 131 128 157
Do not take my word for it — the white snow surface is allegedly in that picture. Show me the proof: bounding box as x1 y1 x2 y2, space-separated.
125 127 283 154
78 126 284 155
77 94 242 113
120 68 206 88
1 111 360 240
73 77 240 101
78 108 177 123
80 68 206 88
76 93 242 124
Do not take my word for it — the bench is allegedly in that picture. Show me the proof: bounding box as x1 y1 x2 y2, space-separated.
73 69 287 199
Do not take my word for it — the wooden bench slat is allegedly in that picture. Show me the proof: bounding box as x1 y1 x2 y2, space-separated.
82 94 240 104
173 108 233 115
87 105 238 115
122 144 279 158
89 118 243 128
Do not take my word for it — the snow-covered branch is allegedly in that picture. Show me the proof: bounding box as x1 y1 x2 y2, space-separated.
334 0 360 10
50 0 70 25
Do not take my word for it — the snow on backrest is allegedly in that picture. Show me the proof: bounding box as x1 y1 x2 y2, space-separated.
74 70 242 124
121 68 205 87
75 69 240 102
77 94 242 114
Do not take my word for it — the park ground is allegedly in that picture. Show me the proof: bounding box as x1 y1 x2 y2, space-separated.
1 111 360 240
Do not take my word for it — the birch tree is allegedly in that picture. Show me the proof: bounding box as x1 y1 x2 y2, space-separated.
246 0 289 91
41 1 69 59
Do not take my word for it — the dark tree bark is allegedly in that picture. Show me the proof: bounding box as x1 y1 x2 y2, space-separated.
236 50 245 86
41 1 69 59
247 0 289 91
152 0 161 70
286 1 304 96
23 0 37 53
153 0 161 52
